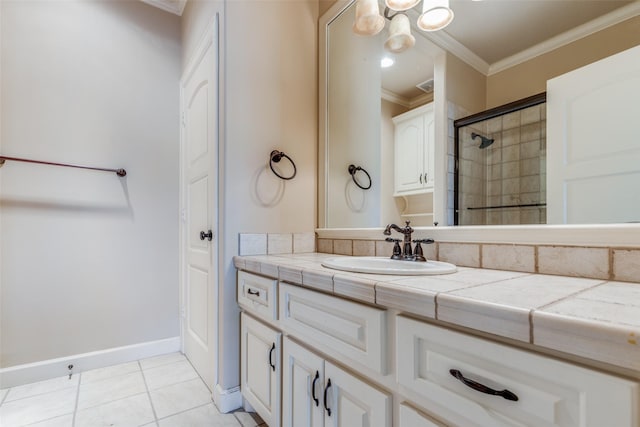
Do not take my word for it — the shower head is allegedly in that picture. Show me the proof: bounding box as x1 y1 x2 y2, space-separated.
471 132 495 149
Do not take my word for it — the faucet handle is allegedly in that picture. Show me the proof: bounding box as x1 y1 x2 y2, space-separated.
412 239 434 262
385 237 402 260
413 238 434 244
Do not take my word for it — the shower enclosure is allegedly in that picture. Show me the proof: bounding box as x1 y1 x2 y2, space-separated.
454 93 547 225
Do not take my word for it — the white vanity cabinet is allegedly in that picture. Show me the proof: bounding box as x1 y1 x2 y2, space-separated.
240 312 281 427
283 338 392 427
398 403 445 427
237 267 639 427
396 316 639 427
393 102 435 196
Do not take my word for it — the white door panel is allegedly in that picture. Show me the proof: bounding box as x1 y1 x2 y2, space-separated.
547 45 640 224
180 21 218 389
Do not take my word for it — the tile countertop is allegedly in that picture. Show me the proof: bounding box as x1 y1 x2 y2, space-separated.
233 253 640 375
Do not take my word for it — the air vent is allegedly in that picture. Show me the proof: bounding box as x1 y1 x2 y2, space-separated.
416 79 434 94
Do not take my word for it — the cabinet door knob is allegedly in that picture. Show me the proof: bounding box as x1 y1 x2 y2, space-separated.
247 288 260 297
269 343 276 371
419 173 423 184
311 370 320 407
200 230 213 241
323 378 332 416
449 369 518 401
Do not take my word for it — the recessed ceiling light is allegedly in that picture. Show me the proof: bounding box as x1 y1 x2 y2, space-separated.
381 57 395 68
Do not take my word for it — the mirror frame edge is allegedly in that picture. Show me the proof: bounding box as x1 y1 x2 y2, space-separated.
317 1 640 247
318 0 354 230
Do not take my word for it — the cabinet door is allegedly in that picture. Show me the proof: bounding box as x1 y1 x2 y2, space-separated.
323 361 391 427
395 115 425 194
422 111 435 189
241 313 281 427
283 338 325 427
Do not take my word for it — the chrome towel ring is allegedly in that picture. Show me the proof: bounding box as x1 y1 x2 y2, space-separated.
269 150 297 180
348 164 372 190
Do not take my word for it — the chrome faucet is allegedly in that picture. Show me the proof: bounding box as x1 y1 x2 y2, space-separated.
383 221 414 260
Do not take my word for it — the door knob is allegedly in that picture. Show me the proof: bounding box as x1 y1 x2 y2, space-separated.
200 230 213 241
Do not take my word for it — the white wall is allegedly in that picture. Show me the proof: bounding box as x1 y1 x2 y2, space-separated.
0 0 181 368
181 0 318 392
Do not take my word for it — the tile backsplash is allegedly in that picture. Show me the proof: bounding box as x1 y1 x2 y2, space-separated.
316 237 640 283
239 232 639 283
239 232 315 256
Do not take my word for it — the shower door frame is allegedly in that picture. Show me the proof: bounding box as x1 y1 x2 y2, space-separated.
453 92 547 225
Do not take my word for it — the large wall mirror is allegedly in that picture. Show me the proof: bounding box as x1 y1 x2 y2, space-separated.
319 0 640 236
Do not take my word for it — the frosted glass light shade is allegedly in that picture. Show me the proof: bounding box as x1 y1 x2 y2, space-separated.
418 0 454 31
384 14 415 53
353 0 385 36
385 0 420 12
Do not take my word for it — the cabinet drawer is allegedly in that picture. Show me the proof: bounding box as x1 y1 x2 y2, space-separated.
397 316 639 427
399 403 445 427
279 283 387 375
238 271 277 321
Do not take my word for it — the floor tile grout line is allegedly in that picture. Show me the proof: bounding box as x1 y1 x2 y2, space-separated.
71 372 81 427
154 402 214 423
72 374 200 415
0 377 80 405
139 360 160 426
139 353 187 372
0 387 9 406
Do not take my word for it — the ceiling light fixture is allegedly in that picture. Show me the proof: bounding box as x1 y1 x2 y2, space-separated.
417 0 454 32
381 56 395 67
353 0 454 52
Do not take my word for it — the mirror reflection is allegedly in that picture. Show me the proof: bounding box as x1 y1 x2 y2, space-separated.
321 0 640 228
455 94 547 226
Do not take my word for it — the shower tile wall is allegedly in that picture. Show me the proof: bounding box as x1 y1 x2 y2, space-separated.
448 102 470 225
458 103 546 225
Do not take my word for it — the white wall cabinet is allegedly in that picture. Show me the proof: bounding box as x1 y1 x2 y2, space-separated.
283 338 392 427
393 103 435 196
240 312 281 427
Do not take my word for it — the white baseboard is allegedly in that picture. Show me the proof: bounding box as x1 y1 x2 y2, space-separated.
0 336 181 388
213 384 242 413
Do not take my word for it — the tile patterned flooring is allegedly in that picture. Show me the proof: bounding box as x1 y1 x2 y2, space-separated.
0 353 265 427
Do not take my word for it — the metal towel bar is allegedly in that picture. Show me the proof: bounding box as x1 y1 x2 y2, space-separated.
0 155 126 177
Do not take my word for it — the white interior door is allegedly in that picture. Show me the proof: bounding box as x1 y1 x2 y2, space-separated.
180 22 218 389
547 45 640 224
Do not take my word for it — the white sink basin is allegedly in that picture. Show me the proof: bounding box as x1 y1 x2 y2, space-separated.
321 256 457 276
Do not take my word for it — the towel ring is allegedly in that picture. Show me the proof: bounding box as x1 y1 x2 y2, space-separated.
269 150 297 180
348 164 372 190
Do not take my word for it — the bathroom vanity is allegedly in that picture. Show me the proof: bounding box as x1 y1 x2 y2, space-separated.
235 253 639 427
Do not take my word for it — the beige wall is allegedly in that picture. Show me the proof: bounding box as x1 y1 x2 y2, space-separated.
181 0 318 392
1 0 181 367
446 52 487 116
487 16 640 108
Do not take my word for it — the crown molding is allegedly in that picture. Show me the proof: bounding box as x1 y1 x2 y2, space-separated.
381 89 410 108
381 89 434 109
421 30 490 75
488 2 640 75
140 0 187 16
